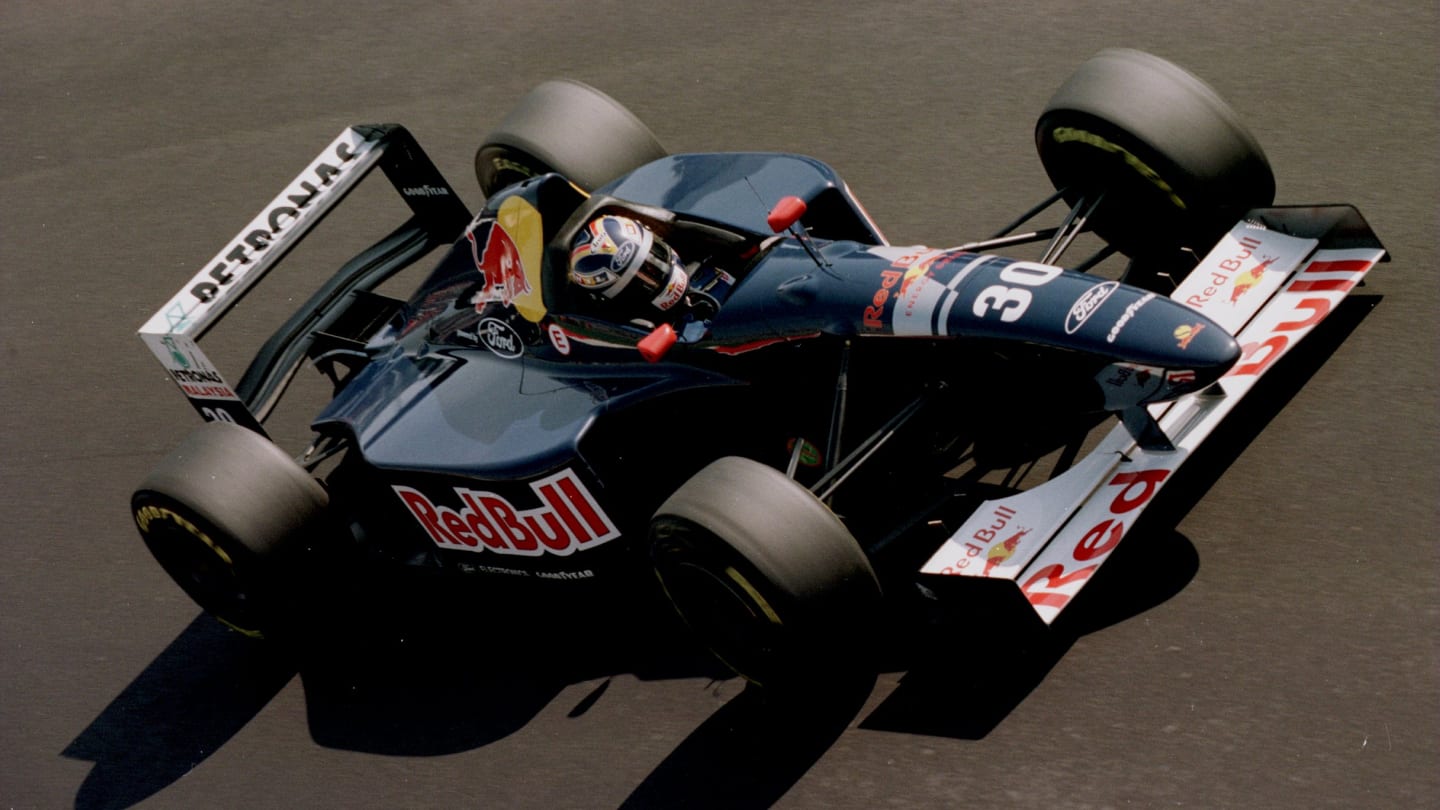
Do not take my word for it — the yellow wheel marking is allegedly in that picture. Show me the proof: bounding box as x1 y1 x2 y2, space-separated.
490 156 535 178
134 505 234 566
216 617 266 639
1051 126 1187 210
136 504 265 637
652 540 785 685
723 566 783 626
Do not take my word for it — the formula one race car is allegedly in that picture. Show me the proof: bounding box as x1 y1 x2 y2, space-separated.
132 50 1385 688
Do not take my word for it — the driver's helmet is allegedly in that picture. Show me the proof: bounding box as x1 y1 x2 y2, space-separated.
568 215 688 314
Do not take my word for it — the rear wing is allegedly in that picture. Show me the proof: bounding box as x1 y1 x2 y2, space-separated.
921 206 1387 624
138 125 472 433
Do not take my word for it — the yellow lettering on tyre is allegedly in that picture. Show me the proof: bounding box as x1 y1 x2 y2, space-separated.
1052 127 1187 210
134 506 234 566
215 618 265 639
724 566 783 626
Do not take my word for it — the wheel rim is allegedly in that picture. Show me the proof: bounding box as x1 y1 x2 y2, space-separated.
477 146 552 197
138 505 262 635
654 536 787 684
648 456 884 687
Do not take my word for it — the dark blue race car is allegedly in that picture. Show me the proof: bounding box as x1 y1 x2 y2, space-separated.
132 50 1385 688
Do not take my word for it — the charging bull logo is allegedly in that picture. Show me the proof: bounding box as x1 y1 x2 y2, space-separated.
983 527 1031 575
1230 256 1278 305
467 221 533 310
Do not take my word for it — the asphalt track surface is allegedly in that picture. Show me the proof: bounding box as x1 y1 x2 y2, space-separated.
2 3 1436 808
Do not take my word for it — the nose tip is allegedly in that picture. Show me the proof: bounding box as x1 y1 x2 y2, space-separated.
1160 329 1239 399
1182 321 1241 373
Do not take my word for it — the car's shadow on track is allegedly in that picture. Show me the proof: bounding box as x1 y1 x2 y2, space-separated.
62 617 293 810
290 580 729 757
63 296 1379 809
619 675 878 810
62 574 726 809
63 593 868 810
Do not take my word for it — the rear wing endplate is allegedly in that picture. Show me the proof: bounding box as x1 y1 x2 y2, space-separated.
921 206 1387 624
138 124 471 432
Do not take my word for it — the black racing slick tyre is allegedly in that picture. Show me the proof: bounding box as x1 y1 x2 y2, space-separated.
132 422 330 638
475 79 667 197
649 457 883 690
1036 48 1276 258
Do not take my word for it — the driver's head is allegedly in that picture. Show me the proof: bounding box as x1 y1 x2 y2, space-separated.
568 215 688 315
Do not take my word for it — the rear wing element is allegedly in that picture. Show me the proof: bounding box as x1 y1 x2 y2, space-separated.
138 125 472 433
921 206 1386 624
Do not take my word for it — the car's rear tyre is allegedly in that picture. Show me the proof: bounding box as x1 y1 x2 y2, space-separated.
475 79 667 197
132 422 330 638
649 457 883 690
1036 48 1276 258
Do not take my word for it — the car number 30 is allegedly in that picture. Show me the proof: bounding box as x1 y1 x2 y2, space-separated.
972 262 1062 322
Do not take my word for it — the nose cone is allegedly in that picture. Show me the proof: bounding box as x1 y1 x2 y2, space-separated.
1089 291 1240 410
1154 332 1239 402
1168 316 1241 379
1099 290 1239 373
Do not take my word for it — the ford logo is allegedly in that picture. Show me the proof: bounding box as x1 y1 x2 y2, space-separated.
478 317 524 359
611 240 638 270
1065 281 1119 334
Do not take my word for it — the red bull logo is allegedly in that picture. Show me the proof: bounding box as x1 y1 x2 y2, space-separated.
982 527 1031 575
467 220 533 309
393 468 620 557
1229 256 1278 304
1174 322 1205 350
948 505 1028 573
1182 234 1265 310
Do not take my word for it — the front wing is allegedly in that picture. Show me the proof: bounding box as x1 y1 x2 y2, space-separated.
921 207 1386 624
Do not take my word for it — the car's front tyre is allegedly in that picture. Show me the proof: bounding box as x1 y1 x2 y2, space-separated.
1036 48 1276 261
476 79 667 197
649 457 883 690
